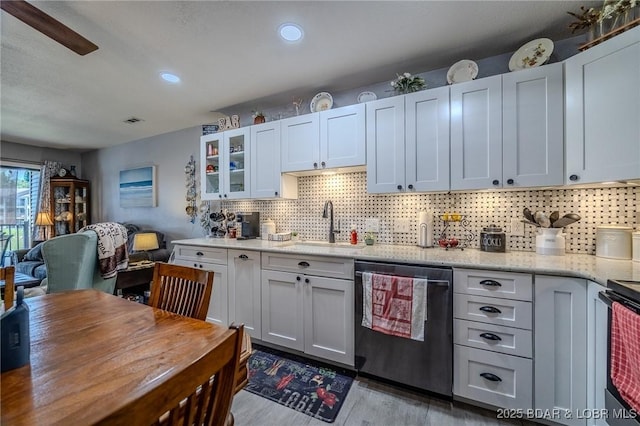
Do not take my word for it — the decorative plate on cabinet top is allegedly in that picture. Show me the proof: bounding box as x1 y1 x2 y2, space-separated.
509 38 554 71
357 91 377 103
310 92 333 112
446 60 478 84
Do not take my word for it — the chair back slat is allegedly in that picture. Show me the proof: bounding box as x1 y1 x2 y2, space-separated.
149 263 214 321
1 265 16 311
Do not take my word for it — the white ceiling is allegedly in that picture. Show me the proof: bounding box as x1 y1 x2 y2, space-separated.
1 1 595 152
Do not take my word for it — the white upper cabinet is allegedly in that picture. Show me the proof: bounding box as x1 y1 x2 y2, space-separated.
366 87 450 193
281 104 366 173
320 104 366 169
565 27 640 184
250 122 298 199
405 87 450 192
201 128 250 200
502 62 564 187
366 96 406 193
451 64 564 191
450 75 503 190
281 113 320 172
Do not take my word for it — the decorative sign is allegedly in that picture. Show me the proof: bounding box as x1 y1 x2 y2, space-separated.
202 124 219 135
218 114 240 130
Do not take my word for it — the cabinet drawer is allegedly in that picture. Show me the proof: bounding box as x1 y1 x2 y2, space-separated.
172 245 228 265
454 294 532 329
454 345 532 409
261 252 354 279
454 319 532 358
454 269 532 301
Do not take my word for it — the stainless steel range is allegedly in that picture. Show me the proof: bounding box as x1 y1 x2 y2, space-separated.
599 279 640 426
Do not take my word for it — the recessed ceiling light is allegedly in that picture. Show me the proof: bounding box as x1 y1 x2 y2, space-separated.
160 72 180 83
278 23 303 42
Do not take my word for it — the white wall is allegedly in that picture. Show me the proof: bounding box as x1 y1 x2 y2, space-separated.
1 141 83 174
81 126 206 244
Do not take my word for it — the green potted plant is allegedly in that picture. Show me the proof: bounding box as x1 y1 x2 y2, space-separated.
390 72 426 95
364 231 375 246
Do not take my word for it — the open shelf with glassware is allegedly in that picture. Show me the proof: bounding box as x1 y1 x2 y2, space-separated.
201 128 250 200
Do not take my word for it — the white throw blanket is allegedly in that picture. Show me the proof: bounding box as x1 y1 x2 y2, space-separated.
80 223 129 278
362 272 428 341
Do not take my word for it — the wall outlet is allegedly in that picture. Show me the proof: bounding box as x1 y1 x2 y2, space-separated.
365 218 380 233
395 218 410 233
510 218 525 236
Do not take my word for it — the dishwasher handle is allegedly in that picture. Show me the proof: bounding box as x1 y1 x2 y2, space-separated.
355 271 449 287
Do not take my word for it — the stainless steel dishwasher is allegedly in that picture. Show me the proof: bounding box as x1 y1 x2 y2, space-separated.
355 260 453 397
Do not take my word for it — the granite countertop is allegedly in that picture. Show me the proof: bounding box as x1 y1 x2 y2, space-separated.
171 237 640 286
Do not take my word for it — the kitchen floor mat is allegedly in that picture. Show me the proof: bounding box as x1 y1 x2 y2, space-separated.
244 345 355 423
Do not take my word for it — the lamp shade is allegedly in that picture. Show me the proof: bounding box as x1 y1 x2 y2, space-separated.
35 211 53 226
132 233 159 251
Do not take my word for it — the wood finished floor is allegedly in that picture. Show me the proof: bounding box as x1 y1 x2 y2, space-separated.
231 376 539 426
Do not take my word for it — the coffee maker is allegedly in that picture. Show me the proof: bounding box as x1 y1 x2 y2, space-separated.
235 212 260 240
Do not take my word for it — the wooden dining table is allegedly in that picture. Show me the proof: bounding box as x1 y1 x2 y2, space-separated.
1 289 236 425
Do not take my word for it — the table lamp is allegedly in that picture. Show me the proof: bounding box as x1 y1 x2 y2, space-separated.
132 232 159 263
35 211 53 241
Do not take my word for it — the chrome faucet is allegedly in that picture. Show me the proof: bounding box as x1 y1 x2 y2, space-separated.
322 200 340 243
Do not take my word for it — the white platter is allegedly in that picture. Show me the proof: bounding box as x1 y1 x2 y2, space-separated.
509 38 554 71
446 59 478 84
310 92 333 112
357 91 377 103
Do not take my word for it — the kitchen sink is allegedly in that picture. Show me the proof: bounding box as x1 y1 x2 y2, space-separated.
290 241 366 250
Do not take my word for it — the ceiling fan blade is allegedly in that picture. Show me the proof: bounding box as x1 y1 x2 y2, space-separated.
1 0 98 55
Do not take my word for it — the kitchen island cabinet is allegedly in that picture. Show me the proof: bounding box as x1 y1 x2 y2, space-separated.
565 26 640 185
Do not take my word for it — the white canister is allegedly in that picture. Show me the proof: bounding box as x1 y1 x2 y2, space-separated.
536 228 566 256
596 225 632 260
261 218 276 239
417 211 433 248
632 231 640 262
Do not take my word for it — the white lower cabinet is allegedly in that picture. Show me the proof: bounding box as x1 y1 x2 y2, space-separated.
171 245 229 327
261 253 354 366
586 281 608 426
453 269 533 409
454 345 533 408
534 275 588 426
228 249 261 339
261 269 304 351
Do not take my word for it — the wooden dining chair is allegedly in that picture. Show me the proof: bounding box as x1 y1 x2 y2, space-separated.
99 324 244 426
1 265 16 311
148 262 214 321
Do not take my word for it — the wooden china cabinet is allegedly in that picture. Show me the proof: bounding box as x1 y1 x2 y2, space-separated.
49 177 91 237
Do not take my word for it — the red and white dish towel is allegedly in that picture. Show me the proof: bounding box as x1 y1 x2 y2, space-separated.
611 301 640 413
361 272 427 341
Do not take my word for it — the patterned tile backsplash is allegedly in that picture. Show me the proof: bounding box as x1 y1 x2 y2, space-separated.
219 172 638 254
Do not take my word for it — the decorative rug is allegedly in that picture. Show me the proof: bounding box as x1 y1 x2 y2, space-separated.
245 346 355 423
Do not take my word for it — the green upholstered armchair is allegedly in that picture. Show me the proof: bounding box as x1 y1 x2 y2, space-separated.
24 231 117 297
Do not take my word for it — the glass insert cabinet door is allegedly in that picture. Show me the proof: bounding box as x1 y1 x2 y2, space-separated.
50 178 91 237
200 128 250 200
